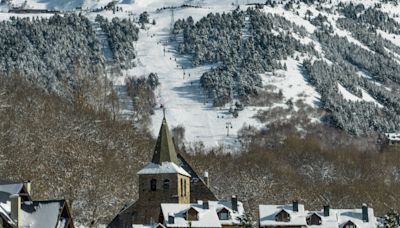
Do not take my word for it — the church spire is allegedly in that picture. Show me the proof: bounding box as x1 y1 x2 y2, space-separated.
151 114 179 165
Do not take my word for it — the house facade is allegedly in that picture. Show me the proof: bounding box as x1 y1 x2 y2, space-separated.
159 197 245 228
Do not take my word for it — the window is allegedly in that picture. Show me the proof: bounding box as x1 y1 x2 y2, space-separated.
150 179 157 191
183 179 187 196
275 210 290 222
163 179 170 190
180 178 183 196
343 221 356 228
186 208 198 221
218 208 230 220
306 213 322 225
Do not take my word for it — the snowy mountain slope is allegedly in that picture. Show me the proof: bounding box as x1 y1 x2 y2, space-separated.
111 4 268 150
2 0 400 148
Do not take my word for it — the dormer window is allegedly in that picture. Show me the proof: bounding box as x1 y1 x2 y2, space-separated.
186 207 199 221
218 208 230 220
343 220 357 228
275 209 290 222
150 179 157 191
306 213 322 225
163 179 170 190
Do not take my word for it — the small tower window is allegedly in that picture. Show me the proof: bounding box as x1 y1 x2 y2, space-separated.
150 179 157 191
180 178 183 196
163 179 170 190
183 179 187 196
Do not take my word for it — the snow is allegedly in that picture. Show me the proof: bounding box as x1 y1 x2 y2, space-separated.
259 203 378 228
337 83 383 107
161 203 221 228
337 83 362 102
0 0 272 151
263 58 321 108
21 201 62 228
360 89 383 108
263 5 316 34
385 133 400 142
0 183 23 195
335 208 377 228
259 203 307 227
133 224 165 228
327 15 373 52
377 30 400 48
2 0 399 150
307 210 338 228
137 162 191 177
0 203 14 225
160 199 244 228
208 200 244 226
120 7 266 150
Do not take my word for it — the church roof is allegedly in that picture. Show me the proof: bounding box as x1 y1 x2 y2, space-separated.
151 117 179 165
137 162 190 177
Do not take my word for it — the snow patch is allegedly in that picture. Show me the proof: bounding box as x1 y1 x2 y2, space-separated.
262 58 320 108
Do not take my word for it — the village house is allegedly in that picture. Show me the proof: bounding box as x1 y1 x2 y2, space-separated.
384 133 400 145
108 117 218 227
259 202 378 228
158 196 245 228
259 201 308 228
0 180 74 228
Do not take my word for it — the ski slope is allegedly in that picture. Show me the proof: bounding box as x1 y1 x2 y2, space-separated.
118 4 268 151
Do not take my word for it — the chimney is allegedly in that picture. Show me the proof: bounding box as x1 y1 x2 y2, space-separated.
293 201 299 212
203 201 209 210
232 195 238 212
203 171 209 187
10 194 21 226
23 180 31 196
168 213 174 224
323 205 330 217
362 203 369 222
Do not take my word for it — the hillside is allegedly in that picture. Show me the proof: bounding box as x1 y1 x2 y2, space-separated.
2 75 400 227
1 0 400 149
0 75 154 225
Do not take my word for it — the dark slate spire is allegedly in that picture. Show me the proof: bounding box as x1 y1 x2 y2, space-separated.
151 114 179 165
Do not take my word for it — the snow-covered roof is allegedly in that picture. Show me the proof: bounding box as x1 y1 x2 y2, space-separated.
133 224 166 228
208 200 244 226
0 181 28 226
259 203 307 227
0 183 24 195
0 203 14 226
306 210 339 228
385 133 400 142
161 203 221 228
21 200 67 228
137 162 191 177
0 181 68 228
335 208 377 228
259 203 378 228
161 199 245 228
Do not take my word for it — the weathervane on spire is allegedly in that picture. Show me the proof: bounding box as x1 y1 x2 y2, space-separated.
163 107 166 119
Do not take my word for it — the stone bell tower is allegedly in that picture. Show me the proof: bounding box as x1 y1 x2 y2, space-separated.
133 116 191 224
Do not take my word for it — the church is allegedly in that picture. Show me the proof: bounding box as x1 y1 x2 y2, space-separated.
107 117 225 227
